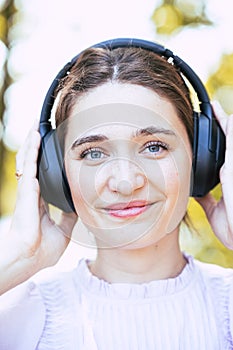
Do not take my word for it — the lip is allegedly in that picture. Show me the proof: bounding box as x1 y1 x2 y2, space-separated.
104 200 153 218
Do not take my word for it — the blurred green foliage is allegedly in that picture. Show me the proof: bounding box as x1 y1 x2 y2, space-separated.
0 14 7 42
206 54 233 115
0 0 16 216
151 0 212 35
0 148 17 215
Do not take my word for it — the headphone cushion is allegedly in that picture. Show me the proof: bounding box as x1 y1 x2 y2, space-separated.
38 130 75 212
191 112 225 196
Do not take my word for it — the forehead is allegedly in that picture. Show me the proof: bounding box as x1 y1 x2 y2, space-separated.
66 104 175 138
62 83 188 141
69 83 186 133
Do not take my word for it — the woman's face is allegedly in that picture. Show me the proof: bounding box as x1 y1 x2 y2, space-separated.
63 82 192 249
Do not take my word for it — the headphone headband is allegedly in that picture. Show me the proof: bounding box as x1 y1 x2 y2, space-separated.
40 38 209 133
38 38 225 212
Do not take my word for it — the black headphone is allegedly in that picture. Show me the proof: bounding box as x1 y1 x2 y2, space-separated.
38 38 226 212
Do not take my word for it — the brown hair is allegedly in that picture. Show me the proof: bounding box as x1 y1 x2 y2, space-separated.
55 47 194 145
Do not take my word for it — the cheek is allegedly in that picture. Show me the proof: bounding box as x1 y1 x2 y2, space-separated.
163 146 192 194
65 161 95 214
161 151 192 232
65 160 110 215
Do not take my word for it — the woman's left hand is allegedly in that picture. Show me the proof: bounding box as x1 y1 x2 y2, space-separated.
195 101 233 249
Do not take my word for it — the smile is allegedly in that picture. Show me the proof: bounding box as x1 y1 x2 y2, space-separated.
104 201 153 219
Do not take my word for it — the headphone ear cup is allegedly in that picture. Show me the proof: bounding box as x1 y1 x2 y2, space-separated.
38 130 75 212
191 111 225 197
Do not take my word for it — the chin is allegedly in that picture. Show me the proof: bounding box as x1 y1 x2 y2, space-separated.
83 220 171 250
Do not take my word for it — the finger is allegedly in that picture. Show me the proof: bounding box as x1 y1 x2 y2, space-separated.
22 130 41 180
31 118 40 131
195 193 217 218
16 130 41 208
15 118 39 169
212 100 228 134
16 135 31 173
223 114 233 173
219 115 233 227
39 196 49 219
16 128 41 180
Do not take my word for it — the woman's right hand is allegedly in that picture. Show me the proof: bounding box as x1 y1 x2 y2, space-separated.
0 121 77 294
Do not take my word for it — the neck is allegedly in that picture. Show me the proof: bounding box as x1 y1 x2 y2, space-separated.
89 229 187 284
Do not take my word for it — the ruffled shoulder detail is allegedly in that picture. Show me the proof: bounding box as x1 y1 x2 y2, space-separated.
0 281 46 350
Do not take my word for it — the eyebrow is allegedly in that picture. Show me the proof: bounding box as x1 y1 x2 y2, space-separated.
134 126 176 138
71 126 176 149
71 135 108 149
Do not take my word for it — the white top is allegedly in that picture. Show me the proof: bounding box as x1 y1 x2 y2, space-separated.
1 254 233 349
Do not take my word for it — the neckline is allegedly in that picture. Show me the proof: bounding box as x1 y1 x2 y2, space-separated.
74 254 196 299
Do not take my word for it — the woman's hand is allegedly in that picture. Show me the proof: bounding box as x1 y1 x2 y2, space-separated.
0 121 77 294
195 101 233 249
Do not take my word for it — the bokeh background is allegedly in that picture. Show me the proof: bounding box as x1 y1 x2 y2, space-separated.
1 0 233 270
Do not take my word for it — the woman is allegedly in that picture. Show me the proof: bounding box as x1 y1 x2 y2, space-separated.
1 42 233 349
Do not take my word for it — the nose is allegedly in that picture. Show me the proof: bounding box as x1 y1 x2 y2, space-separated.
108 158 146 195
